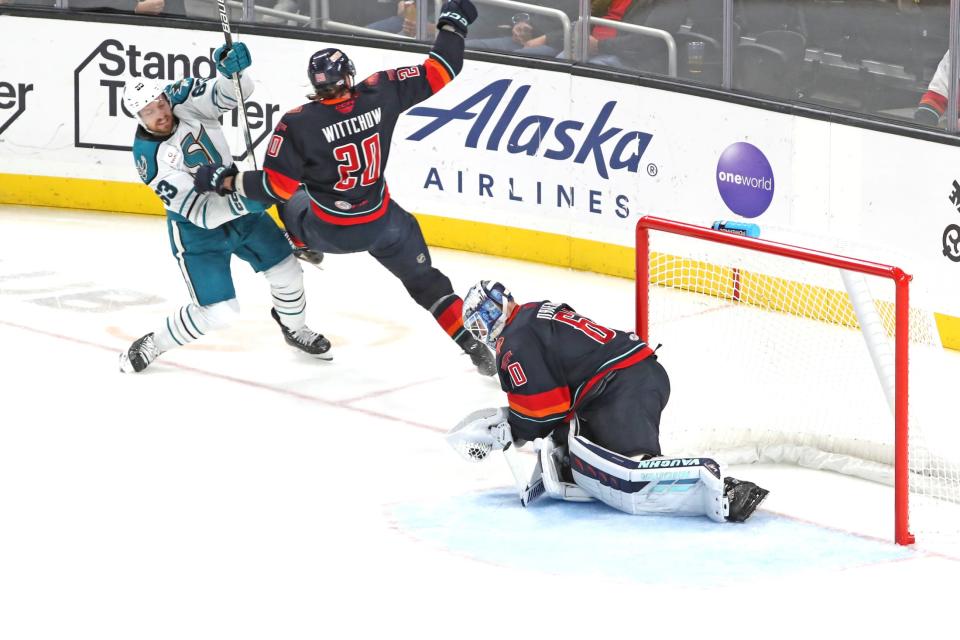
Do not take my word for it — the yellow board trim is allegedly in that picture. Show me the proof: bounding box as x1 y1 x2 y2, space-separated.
3 172 958 350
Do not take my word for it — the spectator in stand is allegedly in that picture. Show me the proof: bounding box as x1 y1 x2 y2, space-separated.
68 0 185 14
467 11 560 57
474 0 681 71
518 0 634 63
368 0 418 36
916 49 954 127
67 0 185 15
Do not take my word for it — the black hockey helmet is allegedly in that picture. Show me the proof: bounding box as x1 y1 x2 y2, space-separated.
307 48 356 98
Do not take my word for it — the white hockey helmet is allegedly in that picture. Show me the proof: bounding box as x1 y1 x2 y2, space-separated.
463 280 513 346
122 78 168 125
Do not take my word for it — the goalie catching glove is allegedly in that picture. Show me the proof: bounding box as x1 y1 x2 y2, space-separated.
447 407 512 462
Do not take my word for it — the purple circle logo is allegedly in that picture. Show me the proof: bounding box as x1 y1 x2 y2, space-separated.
716 142 774 218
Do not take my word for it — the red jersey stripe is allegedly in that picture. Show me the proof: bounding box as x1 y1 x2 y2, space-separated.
919 90 947 115
565 346 655 420
509 386 572 419
424 58 452 94
264 167 299 200
309 189 391 226
435 297 464 337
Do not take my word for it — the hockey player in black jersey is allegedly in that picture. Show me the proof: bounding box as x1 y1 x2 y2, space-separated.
191 0 495 376
447 281 769 523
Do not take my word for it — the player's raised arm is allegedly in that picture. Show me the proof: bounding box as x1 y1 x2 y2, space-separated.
387 0 477 111
175 43 255 123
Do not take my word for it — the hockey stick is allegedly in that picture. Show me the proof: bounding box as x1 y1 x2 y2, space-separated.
215 0 317 263
216 0 256 168
503 443 546 507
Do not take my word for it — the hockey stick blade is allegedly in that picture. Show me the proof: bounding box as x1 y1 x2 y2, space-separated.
520 475 546 507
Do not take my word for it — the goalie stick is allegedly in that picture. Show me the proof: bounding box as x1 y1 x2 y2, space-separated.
503 443 546 507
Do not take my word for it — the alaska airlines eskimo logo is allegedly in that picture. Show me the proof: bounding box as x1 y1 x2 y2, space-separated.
405 78 653 180
0 81 34 136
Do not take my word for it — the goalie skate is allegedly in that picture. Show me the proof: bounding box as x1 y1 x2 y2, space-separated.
724 477 770 522
271 308 333 359
119 332 160 373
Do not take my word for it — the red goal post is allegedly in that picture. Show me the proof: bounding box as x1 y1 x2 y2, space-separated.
635 215 914 545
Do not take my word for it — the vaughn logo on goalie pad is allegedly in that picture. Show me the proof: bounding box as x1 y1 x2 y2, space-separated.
636 458 702 469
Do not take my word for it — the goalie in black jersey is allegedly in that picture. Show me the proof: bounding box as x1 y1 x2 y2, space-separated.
447 281 770 523
192 0 496 376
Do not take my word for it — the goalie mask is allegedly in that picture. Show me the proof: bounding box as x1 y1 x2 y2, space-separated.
463 280 513 346
122 79 170 131
308 48 356 98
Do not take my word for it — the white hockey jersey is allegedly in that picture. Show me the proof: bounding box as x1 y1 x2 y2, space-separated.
131 73 265 229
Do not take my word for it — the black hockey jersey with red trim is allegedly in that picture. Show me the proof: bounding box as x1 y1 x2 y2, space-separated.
242 30 463 226
496 301 654 442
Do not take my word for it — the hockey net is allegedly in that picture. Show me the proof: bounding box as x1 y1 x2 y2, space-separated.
636 216 960 546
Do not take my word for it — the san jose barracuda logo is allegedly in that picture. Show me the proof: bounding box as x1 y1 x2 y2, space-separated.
135 155 149 181
405 78 653 180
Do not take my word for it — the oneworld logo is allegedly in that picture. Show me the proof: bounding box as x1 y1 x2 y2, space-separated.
716 142 774 218
406 79 653 180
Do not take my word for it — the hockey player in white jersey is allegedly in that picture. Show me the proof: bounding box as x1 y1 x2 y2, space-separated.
119 42 331 373
446 281 769 523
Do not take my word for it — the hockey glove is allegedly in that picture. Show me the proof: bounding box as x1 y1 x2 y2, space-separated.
293 248 324 267
437 0 477 37
282 230 323 266
214 42 252 77
447 407 512 462
194 163 238 196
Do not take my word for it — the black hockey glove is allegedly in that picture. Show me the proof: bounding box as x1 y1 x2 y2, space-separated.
284 230 324 267
194 164 238 196
437 0 477 37
293 247 325 267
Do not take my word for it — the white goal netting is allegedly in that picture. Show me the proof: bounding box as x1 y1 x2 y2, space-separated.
640 223 960 546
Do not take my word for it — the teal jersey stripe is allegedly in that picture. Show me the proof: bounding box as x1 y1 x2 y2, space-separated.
261 172 280 201
184 305 203 336
166 318 185 346
509 409 565 424
177 187 197 218
308 183 385 215
429 51 457 78
572 342 648 405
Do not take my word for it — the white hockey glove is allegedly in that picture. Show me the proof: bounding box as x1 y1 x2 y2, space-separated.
447 407 512 462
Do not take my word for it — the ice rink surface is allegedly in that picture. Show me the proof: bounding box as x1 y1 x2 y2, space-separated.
1 206 958 639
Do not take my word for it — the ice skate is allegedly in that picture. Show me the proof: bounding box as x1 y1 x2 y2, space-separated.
271 308 332 359
119 333 161 373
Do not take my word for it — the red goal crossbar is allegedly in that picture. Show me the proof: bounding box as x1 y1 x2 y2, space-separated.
636 216 914 545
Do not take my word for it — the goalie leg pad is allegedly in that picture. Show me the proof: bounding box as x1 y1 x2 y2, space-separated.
537 435 595 503
568 434 727 522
